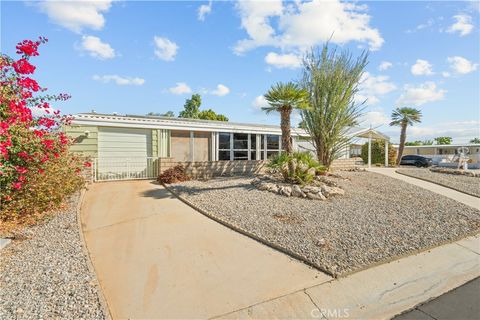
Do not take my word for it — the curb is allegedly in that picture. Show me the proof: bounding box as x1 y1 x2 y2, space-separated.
162 181 480 279
395 170 480 199
76 187 113 320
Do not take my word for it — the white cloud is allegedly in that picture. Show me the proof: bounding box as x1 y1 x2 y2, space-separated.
447 56 479 74
447 14 474 36
442 71 451 78
198 1 212 21
378 61 393 71
252 95 269 109
211 84 230 96
356 72 396 106
37 0 113 33
396 81 446 106
92 75 145 86
411 59 434 76
80 35 115 59
265 52 302 69
234 0 383 54
359 109 390 127
169 82 192 95
154 36 179 61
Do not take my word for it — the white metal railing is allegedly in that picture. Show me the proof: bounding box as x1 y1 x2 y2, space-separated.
93 157 159 181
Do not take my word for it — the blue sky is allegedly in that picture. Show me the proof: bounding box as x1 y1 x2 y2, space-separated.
1 0 479 143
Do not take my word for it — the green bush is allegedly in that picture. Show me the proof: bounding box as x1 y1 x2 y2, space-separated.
360 140 396 166
268 152 326 184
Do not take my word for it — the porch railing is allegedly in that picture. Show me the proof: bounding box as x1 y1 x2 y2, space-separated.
93 157 159 181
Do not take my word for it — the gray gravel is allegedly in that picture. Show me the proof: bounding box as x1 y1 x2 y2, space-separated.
0 193 106 319
170 172 480 276
397 168 480 197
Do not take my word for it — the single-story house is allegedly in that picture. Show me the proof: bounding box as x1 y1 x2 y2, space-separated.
66 112 391 180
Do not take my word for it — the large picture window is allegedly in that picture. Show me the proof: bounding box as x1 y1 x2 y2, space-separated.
217 132 281 161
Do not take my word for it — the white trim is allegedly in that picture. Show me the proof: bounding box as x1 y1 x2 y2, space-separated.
72 113 309 137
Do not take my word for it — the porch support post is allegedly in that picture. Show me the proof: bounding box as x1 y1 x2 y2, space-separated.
385 140 389 167
189 131 194 162
368 134 372 168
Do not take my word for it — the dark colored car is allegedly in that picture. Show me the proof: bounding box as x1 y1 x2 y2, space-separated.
400 155 433 167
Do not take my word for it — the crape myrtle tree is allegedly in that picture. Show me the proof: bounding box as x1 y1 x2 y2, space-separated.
263 82 309 154
389 107 422 165
0 38 85 224
300 44 368 169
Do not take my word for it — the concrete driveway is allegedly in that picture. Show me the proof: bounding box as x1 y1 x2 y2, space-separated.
81 180 330 319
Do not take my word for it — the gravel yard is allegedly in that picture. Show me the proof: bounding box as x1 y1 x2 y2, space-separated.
0 193 106 319
169 172 480 276
397 168 480 197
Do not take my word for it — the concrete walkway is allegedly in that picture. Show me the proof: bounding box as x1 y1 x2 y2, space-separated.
81 180 330 319
368 168 480 209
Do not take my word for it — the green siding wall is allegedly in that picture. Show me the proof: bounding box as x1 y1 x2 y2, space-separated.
66 126 172 158
65 125 99 157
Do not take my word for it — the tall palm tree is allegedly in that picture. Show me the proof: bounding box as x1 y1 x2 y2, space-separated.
263 82 309 154
390 107 422 165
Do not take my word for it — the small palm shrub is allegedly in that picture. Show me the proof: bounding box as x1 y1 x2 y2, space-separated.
268 152 326 184
158 165 190 184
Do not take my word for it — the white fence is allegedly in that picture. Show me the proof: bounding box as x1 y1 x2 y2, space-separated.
93 157 159 181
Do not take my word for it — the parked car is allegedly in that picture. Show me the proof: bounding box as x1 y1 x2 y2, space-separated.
400 155 433 167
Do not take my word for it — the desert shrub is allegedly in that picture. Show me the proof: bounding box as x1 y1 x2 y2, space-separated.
268 152 326 184
0 37 85 227
158 165 190 184
360 140 396 166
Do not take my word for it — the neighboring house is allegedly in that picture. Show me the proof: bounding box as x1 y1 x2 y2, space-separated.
401 144 480 165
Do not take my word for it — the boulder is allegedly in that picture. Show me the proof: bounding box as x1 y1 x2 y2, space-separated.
321 185 345 197
257 182 270 191
279 186 292 197
267 184 279 193
306 191 326 200
291 185 306 198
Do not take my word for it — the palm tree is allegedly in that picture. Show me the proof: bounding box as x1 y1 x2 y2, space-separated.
263 82 309 154
390 107 422 165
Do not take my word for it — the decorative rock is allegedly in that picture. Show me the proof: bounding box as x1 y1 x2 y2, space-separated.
291 185 306 198
279 186 292 197
321 185 345 197
250 175 344 200
267 184 279 193
306 191 326 200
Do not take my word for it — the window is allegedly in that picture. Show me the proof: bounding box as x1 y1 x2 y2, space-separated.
219 133 231 149
216 132 281 161
233 133 248 149
218 132 231 160
266 135 279 149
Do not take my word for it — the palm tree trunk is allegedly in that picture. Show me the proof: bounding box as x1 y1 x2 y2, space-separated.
396 123 407 165
280 107 292 154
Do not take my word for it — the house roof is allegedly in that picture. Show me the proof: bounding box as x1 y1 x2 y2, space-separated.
71 112 310 136
71 113 392 141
